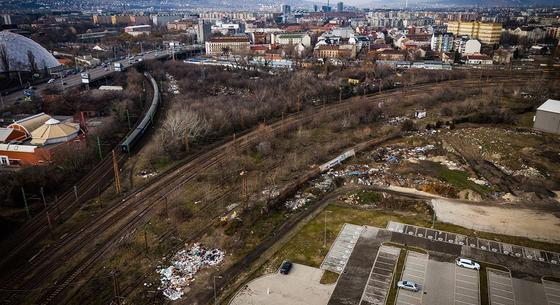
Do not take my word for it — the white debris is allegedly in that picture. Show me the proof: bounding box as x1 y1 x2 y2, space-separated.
284 192 315 210
166 73 181 95
468 177 489 186
158 243 224 301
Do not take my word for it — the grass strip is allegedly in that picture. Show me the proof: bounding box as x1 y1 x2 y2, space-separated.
386 249 406 305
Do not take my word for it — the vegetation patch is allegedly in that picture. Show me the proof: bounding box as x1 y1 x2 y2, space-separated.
320 270 339 285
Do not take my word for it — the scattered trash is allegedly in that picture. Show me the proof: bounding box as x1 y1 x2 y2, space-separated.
166 73 180 95
158 243 224 301
284 192 315 210
138 170 158 179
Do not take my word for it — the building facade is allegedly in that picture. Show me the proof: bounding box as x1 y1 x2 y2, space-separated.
430 32 454 52
273 33 312 48
125 25 151 37
446 21 502 44
198 20 212 43
205 36 250 55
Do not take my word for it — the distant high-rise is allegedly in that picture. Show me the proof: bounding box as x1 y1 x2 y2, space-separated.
322 5 332 12
337 2 344 12
197 19 212 44
313 4 319 12
282 4 291 15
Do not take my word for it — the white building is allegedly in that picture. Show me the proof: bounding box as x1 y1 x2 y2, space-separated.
151 14 183 27
456 37 481 55
124 25 151 37
272 33 312 48
534 99 560 134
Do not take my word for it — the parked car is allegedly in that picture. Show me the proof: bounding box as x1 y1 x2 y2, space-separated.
456 258 480 270
47 78 55 84
397 280 419 292
279 261 293 274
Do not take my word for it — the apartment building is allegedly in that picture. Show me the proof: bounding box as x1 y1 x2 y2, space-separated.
205 36 250 55
446 21 502 44
430 32 454 52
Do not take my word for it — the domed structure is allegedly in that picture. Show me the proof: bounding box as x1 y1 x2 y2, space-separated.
0 31 60 73
30 118 80 146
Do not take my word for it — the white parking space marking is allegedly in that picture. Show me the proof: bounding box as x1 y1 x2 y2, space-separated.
454 266 480 305
320 224 364 274
396 252 428 305
487 269 515 305
544 280 560 305
360 246 401 305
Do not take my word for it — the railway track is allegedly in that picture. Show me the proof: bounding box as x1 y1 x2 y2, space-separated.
0 73 158 275
0 74 556 305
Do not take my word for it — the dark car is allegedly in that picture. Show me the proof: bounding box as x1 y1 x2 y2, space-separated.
280 261 292 275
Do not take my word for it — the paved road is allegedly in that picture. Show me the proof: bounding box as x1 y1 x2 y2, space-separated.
1 46 199 108
454 265 480 305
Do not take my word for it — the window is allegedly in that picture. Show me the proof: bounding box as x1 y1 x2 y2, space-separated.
0 156 9 166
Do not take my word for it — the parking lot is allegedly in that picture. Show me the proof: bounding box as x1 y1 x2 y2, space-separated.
230 263 335 305
387 221 560 265
396 251 428 305
321 224 364 274
325 223 560 305
359 245 401 305
543 279 560 305
454 265 480 305
487 269 515 305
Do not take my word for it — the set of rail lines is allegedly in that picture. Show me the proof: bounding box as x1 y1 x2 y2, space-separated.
0 72 557 305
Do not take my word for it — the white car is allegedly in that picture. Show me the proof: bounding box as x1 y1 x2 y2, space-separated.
456 258 480 270
47 78 55 84
397 280 419 292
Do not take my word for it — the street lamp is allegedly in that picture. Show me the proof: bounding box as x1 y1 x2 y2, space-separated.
213 275 223 305
323 210 333 248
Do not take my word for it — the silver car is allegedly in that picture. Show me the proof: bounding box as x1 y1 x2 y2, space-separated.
397 280 419 292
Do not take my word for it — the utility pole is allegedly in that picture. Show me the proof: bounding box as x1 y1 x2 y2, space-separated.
324 212 327 247
112 150 121 194
17 71 23 88
21 187 31 219
40 187 47 209
74 185 78 201
97 137 103 160
144 230 149 254
39 187 53 232
0 92 4 110
323 210 332 248
213 275 223 305
126 109 131 130
111 270 121 305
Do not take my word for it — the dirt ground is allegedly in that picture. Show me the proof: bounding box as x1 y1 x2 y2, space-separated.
431 198 560 243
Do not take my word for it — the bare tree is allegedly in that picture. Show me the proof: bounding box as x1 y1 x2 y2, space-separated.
0 44 10 76
159 106 211 153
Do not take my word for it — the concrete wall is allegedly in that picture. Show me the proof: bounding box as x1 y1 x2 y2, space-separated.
534 110 560 134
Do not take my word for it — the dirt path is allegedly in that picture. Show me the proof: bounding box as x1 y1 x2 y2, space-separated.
431 198 560 243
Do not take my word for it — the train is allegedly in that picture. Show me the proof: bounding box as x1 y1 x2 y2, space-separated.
120 73 160 153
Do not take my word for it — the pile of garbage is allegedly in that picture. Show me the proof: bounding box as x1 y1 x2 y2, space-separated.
166 73 180 95
284 192 316 210
158 243 224 301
